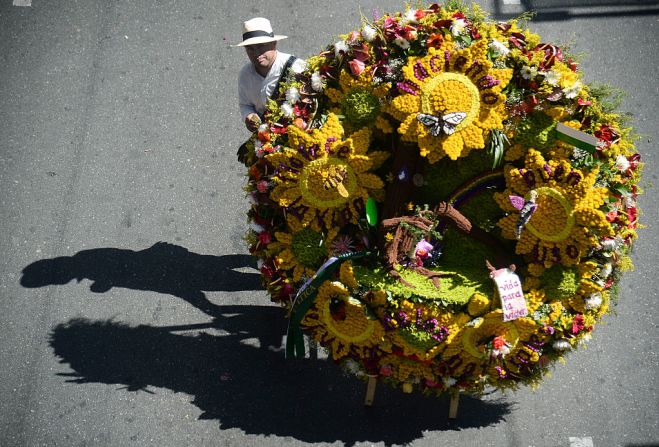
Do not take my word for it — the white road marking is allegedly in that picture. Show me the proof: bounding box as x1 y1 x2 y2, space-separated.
13 0 31 6
503 0 521 4
569 437 594 447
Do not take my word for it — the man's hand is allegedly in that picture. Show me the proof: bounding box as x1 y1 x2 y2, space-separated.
245 113 262 132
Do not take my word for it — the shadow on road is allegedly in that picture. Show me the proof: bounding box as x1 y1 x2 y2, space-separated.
50 313 512 446
491 0 659 20
20 242 262 315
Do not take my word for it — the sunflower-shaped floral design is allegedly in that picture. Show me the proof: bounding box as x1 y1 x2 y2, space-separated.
267 220 338 282
495 149 614 270
442 309 539 379
325 69 393 133
267 113 388 230
302 280 386 360
386 39 512 162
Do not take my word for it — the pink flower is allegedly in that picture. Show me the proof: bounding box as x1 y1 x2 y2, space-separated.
256 180 269 193
348 58 365 76
571 314 585 334
415 239 433 258
379 364 393 377
493 336 507 350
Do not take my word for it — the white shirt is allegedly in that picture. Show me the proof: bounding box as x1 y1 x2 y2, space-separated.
238 51 292 121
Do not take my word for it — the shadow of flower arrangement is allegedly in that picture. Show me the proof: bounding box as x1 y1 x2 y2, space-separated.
50 310 513 446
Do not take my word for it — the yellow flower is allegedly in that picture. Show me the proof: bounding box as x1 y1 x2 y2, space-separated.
495 149 613 267
387 40 512 162
325 69 392 132
267 113 387 230
268 219 338 282
302 280 385 360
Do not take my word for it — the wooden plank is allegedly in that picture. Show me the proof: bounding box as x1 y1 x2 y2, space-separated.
448 390 460 419
364 375 378 406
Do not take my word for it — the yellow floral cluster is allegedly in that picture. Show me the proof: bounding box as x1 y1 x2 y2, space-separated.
496 149 613 268
302 280 385 360
386 40 512 162
267 113 387 230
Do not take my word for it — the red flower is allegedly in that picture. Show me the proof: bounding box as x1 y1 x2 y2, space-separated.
606 210 618 222
493 336 507 350
260 264 274 279
571 314 585 334
258 231 272 245
426 33 443 48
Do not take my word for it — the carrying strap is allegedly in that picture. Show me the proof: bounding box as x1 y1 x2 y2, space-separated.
270 55 297 101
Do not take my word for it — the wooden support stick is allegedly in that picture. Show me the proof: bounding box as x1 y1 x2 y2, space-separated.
448 390 460 419
364 375 378 406
308 337 318 360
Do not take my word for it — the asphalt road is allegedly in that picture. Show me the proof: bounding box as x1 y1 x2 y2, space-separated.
1 1 657 446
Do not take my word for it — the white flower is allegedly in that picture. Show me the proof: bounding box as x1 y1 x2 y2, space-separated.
311 71 324 92
343 359 360 375
489 39 510 56
290 58 307 74
393 36 410 49
361 24 377 42
285 86 300 103
584 293 603 310
402 9 417 24
615 154 631 172
250 222 264 233
280 101 294 118
520 65 538 80
258 123 268 133
443 377 457 387
552 339 572 351
543 70 561 86
600 262 613 279
564 81 582 99
334 40 348 56
622 191 636 208
451 18 467 36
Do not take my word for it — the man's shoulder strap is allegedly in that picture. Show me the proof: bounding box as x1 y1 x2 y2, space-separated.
271 55 297 100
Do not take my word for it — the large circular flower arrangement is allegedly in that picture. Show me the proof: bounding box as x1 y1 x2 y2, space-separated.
242 2 642 396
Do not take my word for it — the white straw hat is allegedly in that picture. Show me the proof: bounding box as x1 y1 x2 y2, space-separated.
234 17 288 47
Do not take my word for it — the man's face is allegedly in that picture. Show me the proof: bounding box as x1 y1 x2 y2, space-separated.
245 42 277 71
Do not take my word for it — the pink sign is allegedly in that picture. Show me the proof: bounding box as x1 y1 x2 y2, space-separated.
491 268 528 322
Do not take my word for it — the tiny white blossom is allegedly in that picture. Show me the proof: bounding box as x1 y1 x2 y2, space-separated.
600 262 613 279
402 9 417 24
290 58 307 74
361 24 377 42
584 293 603 310
543 70 561 86
451 18 467 36
258 123 268 133
250 222 264 233
311 71 324 92
334 40 349 56
520 65 538 80
280 101 294 118
622 191 636 208
563 80 582 99
489 39 510 56
285 86 300 104
393 36 410 49
615 154 631 172
443 377 457 387
552 339 572 351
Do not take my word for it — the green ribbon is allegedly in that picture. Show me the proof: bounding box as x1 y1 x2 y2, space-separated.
554 122 599 154
285 251 370 359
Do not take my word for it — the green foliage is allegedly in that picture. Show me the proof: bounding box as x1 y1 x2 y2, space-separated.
541 265 579 300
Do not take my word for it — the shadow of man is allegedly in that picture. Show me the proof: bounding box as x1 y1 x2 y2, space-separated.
20 242 263 316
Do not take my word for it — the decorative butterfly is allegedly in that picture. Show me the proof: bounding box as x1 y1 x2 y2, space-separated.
509 190 538 239
417 112 467 137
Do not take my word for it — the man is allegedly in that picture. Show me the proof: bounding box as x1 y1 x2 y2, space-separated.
235 17 296 132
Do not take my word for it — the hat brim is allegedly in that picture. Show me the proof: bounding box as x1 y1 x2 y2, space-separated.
233 35 288 47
